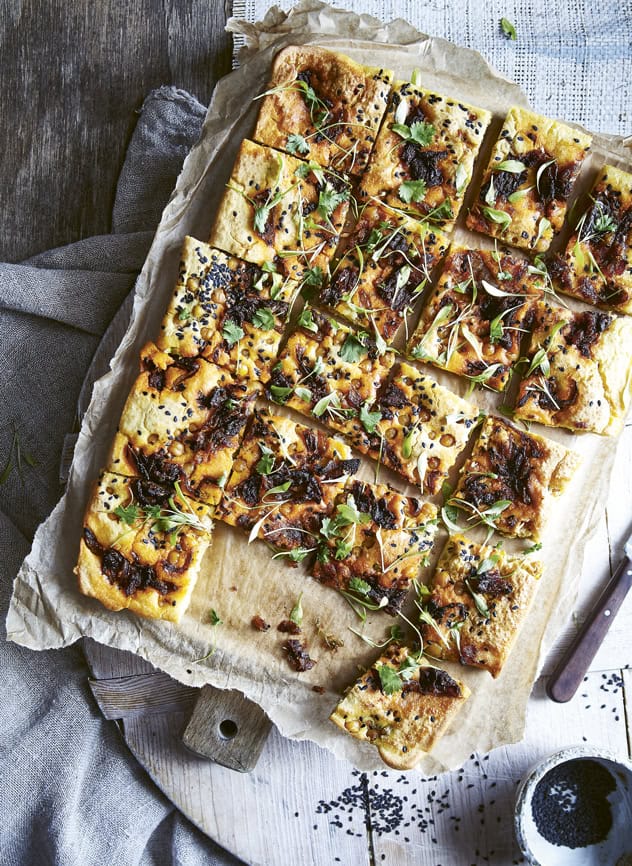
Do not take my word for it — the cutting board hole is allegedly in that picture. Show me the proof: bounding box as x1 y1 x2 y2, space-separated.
219 719 238 739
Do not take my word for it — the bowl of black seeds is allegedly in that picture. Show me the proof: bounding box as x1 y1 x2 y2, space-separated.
515 746 632 865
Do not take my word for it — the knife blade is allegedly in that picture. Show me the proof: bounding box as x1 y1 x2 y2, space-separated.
546 531 632 703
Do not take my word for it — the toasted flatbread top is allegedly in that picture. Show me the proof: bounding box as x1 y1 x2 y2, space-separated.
330 641 470 770
451 415 580 539
253 45 393 176
209 140 351 279
550 164 632 313
420 534 543 678
466 106 592 252
312 479 438 613
359 79 491 229
514 300 632 435
76 471 213 623
408 246 544 392
319 201 449 342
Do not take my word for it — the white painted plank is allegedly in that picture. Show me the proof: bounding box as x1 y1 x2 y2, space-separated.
123 713 370 866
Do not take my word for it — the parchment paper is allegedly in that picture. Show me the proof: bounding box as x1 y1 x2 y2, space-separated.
7 1 632 774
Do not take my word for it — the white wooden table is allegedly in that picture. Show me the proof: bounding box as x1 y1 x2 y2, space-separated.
84 422 632 866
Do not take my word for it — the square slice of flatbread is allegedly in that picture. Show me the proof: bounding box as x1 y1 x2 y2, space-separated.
466 106 592 252
76 471 213 623
330 642 470 770
253 45 393 177
311 479 438 614
420 534 543 678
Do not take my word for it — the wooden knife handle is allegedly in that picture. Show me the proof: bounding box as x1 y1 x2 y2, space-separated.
547 555 632 703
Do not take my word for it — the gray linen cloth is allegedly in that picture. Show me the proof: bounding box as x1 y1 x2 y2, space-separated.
0 87 241 866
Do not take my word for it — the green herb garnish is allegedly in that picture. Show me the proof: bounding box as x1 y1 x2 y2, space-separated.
399 179 428 204
500 17 517 40
222 320 245 347
286 133 310 156
252 308 276 330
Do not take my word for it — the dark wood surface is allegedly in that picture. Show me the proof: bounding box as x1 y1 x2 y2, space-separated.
1 0 233 263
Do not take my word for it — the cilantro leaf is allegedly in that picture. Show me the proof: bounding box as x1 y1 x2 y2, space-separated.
348 577 371 596
376 662 403 695
297 307 319 333
359 403 381 434
398 179 427 204
410 121 435 146
317 182 349 219
252 307 276 330
334 539 353 560
319 517 336 540
286 133 309 155
255 445 274 476
338 333 368 363
392 121 435 147
114 504 140 526
222 320 244 347
209 609 223 626
253 204 272 234
303 265 324 286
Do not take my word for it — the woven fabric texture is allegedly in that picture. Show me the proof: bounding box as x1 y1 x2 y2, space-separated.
233 0 632 135
0 87 239 866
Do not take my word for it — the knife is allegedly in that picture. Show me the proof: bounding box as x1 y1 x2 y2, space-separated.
546 531 632 703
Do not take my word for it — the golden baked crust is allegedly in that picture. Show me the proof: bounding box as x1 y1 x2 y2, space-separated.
319 201 449 342
157 238 298 384
451 415 580 539
267 306 393 444
348 362 479 494
76 472 213 623
408 246 544 392
253 45 393 176
217 408 359 554
106 343 259 507
514 300 632 435
330 642 470 770
358 79 491 229
466 106 592 252
311 479 438 614
209 140 351 280
550 164 632 313
420 534 543 678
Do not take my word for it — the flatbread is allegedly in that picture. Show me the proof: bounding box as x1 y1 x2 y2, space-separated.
209 139 351 279
408 246 544 392
253 44 393 176
311 479 438 614
76 471 213 623
420 534 543 678
549 164 632 313
267 305 394 442
107 343 259 507
514 300 632 435
157 237 299 384
217 407 359 554
346 361 480 494
451 415 580 539
466 106 592 252
359 79 491 229
330 641 470 770
319 200 449 342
